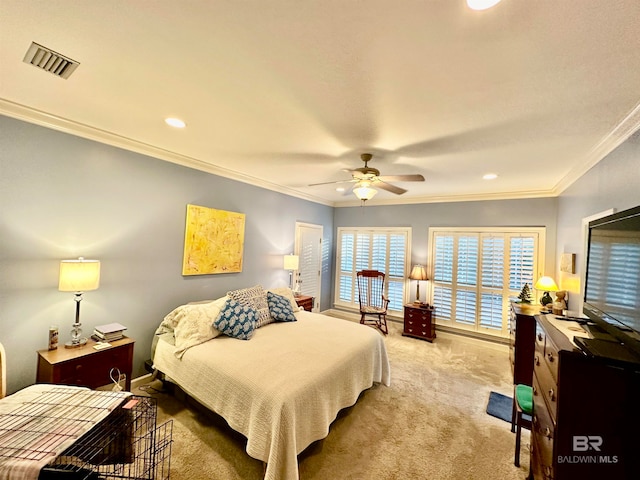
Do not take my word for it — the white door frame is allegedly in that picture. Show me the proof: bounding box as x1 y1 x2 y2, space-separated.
295 222 323 312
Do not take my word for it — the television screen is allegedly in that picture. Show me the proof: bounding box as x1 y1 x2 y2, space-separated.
584 205 640 343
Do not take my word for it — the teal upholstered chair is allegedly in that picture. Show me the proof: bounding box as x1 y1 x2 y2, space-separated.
514 384 533 467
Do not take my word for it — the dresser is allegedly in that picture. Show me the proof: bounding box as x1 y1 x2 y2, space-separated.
530 315 640 479
36 337 135 390
402 304 436 342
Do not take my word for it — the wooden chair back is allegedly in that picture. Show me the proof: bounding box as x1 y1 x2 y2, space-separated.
357 270 387 311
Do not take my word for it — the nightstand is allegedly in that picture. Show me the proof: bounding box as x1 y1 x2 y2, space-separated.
36 337 135 390
403 304 436 342
295 295 314 312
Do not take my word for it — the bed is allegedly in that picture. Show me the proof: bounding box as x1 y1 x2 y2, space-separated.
151 286 390 480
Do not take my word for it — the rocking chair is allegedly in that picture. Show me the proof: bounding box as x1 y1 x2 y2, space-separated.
356 270 390 335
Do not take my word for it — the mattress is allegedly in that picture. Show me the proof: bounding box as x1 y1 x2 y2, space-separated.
152 310 390 480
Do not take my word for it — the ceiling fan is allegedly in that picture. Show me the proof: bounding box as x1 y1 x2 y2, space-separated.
309 153 425 200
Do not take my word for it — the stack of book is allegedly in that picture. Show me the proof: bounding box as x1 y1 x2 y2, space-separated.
92 322 127 342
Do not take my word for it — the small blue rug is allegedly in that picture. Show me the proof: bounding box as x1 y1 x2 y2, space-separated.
486 391 513 423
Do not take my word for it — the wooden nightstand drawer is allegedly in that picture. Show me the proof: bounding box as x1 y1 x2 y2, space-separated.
37 337 135 390
295 295 314 312
403 305 436 342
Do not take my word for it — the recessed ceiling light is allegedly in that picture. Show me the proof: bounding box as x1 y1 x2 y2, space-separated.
336 187 346 192
467 0 501 11
165 117 186 128
483 173 498 180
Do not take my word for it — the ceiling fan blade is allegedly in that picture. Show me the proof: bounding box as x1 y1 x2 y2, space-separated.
308 179 356 187
377 174 425 182
375 181 407 195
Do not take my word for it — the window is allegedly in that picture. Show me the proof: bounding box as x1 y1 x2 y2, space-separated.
429 227 545 337
335 227 410 313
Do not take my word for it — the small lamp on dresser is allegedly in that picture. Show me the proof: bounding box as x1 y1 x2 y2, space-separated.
58 257 100 348
534 276 558 310
409 265 428 305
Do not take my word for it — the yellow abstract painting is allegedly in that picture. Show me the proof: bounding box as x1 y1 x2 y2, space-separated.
182 204 245 275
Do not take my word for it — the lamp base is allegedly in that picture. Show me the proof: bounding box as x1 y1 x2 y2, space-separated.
65 337 87 349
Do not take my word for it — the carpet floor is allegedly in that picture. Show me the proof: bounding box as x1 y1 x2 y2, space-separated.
135 319 531 479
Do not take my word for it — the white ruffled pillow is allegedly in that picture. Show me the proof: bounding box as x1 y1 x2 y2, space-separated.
160 296 228 358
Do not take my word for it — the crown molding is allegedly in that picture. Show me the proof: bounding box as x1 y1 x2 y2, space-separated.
334 189 556 207
0 98 335 207
552 99 640 195
3 96 637 209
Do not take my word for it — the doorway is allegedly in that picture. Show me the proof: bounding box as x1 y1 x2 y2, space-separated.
295 222 323 311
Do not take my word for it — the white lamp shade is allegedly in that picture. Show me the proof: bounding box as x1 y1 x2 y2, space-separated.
409 265 428 281
353 181 378 201
534 276 558 292
283 254 299 270
59 258 101 292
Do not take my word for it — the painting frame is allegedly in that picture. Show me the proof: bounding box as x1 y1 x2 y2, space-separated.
182 204 245 275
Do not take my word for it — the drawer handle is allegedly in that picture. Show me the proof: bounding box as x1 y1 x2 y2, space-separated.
546 353 555 363
421 331 427 335
421 323 427 327
532 414 538 427
537 333 543 341
548 389 555 401
532 385 538 396
535 355 540 366
544 427 552 438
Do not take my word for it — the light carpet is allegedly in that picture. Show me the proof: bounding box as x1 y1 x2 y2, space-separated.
135 319 531 479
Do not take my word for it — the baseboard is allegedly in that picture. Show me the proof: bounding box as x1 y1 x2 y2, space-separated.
131 373 152 390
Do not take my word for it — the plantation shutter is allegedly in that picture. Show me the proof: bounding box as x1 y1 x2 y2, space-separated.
430 228 542 337
480 235 505 330
335 228 409 313
433 235 454 321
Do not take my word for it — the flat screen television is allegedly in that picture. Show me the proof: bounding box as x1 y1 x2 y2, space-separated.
583 205 640 357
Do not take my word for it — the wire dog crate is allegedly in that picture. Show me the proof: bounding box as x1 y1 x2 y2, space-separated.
38 394 172 480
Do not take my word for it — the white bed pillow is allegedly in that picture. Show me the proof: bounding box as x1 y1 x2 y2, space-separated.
267 287 300 312
161 296 228 358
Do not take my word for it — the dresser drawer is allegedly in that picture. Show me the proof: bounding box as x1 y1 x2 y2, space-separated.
532 379 555 472
405 308 429 322
403 305 436 342
37 337 135 390
534 359 558 421
404 322 433 339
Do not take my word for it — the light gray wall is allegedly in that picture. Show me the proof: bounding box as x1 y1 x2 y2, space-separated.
333 197 559 306
0 115 333 394
556 130 640 309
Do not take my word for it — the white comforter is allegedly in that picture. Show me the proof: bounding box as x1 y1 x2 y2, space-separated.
152 310 390 480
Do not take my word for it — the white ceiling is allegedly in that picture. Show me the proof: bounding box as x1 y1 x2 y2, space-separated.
2 0 640 207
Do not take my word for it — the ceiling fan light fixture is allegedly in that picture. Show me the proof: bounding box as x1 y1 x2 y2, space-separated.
483 173 498 180
353 181 378 201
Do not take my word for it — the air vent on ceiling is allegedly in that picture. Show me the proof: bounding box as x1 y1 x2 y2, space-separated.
23 42 79 79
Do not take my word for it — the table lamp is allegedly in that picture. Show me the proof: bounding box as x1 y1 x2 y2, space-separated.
409 265 428 305
283 254 299 291
59 257 100 348
534 276 558 308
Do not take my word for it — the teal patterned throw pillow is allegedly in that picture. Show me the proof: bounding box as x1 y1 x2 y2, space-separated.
213 299 257 340
267 291 297 322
